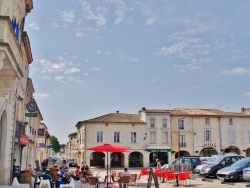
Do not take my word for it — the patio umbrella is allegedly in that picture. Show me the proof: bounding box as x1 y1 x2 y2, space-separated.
87 143 129 188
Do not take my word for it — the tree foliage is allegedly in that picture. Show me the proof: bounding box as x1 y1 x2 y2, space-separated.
50 135 60 153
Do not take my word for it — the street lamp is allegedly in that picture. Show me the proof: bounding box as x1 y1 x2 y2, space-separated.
178 117 185 172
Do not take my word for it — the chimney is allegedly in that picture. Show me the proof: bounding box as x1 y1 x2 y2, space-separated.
241 107 245 113
141 107 146 111
116 111 119 114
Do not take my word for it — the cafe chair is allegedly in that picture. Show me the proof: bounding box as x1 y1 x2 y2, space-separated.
185 171 191 185
12 177 30 188
39 179 51 188
121 176 130 188
138 168 149 180
59 177 75 188
88 176 99 188
177 172 187 185
129 174 138 187
164 172 175 185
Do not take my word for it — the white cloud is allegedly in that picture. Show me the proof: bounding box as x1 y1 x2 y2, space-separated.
221 67 250 76
91 67 101 71
60 10 76 23
174 63 202 72
27 21 40 30
145 17 156 25
34 93 50 99
244 92 250 96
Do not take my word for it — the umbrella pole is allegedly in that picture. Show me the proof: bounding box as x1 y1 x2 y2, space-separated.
107 150 109 188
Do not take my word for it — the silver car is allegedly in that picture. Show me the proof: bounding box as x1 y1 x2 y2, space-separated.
195 156 217 174
243 167 250 181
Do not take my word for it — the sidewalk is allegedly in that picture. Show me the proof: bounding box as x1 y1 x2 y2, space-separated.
87 167 249 188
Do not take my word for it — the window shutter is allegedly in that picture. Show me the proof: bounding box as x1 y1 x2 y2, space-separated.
102 132 105 143
111 132 114 143
128 133 131 143
120 132 122 143
94 132 97 143
136 132 139 143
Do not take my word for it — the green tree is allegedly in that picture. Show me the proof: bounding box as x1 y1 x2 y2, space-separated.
50 135 60 153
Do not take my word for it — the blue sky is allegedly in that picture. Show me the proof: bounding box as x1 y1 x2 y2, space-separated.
25 0 250 144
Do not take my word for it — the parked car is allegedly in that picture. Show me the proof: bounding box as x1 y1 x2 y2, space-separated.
161 156 202 172
67 159 77 167
200 154 245 177
216 158 250 181
195 156 218 174
243 166 250 181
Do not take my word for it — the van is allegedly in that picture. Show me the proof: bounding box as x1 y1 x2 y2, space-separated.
200 154 245 177
161 156 202 172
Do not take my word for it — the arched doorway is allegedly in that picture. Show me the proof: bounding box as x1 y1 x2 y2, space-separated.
200 147 218 157
149 151 169 167
111 152 125 167
224 146 240 155
174 150 190 158
0 110 7 161
129 152 143 167
90 152 105 167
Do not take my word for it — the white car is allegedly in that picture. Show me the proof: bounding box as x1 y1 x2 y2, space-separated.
195 156 218 174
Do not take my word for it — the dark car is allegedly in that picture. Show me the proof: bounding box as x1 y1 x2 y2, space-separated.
200 154 245 178
216 158 250 181
162 156 202 172
67 159 77 167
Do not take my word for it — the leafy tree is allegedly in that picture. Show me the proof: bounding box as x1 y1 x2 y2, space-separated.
50 135 60 153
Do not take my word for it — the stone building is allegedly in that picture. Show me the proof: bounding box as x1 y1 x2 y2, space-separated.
71 107 250 168
0 0 52 185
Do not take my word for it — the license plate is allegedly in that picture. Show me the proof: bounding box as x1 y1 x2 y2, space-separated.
218 177 224 181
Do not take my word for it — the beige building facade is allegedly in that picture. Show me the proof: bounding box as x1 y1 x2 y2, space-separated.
70 107 250 168
0 0 52 185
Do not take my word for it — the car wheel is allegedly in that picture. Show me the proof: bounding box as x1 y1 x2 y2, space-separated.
238 172 243 181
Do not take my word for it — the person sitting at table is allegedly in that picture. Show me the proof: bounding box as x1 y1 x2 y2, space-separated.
55 172 71 188
34 159 43 175
12 159 20 179
61 160 69 174
74 166 81 180
83 166 92 177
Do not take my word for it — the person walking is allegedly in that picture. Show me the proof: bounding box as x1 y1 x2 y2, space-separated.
81 159 87 170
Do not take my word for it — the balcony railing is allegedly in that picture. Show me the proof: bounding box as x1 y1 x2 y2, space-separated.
179 143 186 147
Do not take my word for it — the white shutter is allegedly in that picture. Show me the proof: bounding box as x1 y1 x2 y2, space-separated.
102 132 105 143
94 132 97 143
128 132 131 143
136 132 139 143
111 132 114 143
120 132 122 143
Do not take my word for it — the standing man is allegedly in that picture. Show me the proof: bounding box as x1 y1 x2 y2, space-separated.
81 159 86 171
12 159 20 179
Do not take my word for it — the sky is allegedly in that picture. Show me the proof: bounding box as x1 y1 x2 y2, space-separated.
25 0 250 144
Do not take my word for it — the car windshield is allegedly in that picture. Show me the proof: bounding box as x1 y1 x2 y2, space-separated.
231 159 250 167
211 157 224 165
206 157 217 164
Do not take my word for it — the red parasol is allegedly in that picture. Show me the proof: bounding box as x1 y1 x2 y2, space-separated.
87 143 129 188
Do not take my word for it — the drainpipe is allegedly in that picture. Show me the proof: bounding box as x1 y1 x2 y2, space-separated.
192 116 195 155
10 81 20 183
218 117 222 153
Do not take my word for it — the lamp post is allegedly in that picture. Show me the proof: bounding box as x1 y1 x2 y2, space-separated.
178 117 185 172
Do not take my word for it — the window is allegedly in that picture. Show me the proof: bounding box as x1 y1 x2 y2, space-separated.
114 131 120 143
228 130 235 144
179 135 186 147
97 131 103 143
205 117 210 125
204 130 211 142
178 119 184 129
131 132 137 143
162 132 168 144
150 118 155 127
229 118 233 125
150 132 156 144
162 118 167 127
